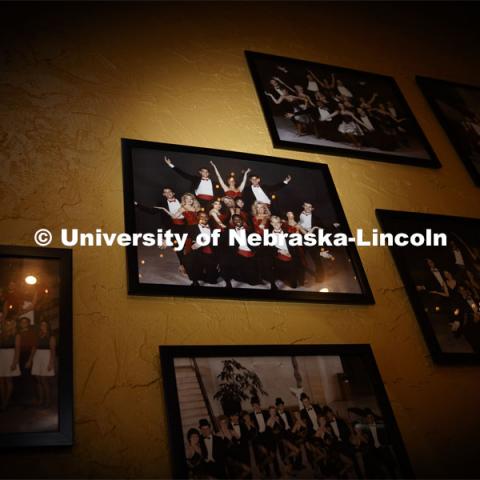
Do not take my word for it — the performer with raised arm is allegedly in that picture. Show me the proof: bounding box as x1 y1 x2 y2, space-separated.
164 155 214 210
209 160 250 199
242 173 292 214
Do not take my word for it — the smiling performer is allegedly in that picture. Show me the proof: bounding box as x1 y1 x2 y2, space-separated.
242 172 292 214
164 156 214 210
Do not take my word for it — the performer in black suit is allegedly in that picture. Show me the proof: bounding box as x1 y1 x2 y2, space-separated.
362 410 397 478
242 173 292 214
415 258 450 312
164 155 215 210
228 412 251 472
275 397 302 472
198 418 227 478
297 202 335 283
181 212 218 286
223 215 261 287
250 396 276 477
299 393 323 437
134 187 184 229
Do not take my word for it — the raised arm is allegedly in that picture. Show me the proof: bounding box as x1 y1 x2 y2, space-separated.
273 76 296 94
365 93 378 106
239 168 251 192
164 155 196 182
307 69 322 85
265 91 285 105
209 160 228 191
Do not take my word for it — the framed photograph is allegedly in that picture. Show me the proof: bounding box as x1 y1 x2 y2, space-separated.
245 51 439 168
0 245 73 447
376 209 480 364
417 75 480 186
160 344 413 479
122 138 374 304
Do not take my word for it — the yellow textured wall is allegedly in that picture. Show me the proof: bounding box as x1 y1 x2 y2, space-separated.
1 2 480 478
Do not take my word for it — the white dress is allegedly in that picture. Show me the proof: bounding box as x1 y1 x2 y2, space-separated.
31 336 55 377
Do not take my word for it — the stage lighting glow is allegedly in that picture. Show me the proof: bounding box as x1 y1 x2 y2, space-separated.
25 275 37 285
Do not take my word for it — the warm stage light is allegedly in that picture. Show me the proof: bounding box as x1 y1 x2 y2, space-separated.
319 287 329 293
25 275 37 285
44 288 49 294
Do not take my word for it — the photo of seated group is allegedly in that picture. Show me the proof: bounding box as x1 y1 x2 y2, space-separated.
169 353 406 479
246 51 438 167
0 256 60 434
125 141 372 302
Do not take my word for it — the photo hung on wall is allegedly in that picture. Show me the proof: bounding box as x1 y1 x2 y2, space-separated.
376 209 480 364
0 245 73 447
245 51 440 168
417 75 480 186
122 138 374 304
160 344 413 480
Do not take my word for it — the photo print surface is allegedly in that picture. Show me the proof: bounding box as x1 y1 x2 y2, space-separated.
376 210 480 363
122 139 373 303
246 51 439 168
417 76 480 185
0 246 72 447
161 345 412 479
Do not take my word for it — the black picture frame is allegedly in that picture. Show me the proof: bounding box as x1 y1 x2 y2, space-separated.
122 138 374 304
416 75 480 186
0 245 73 448
245 50 440 169
376 209 480 364
160 344 413 479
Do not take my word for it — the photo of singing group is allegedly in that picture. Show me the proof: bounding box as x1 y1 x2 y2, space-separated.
246 51 439 168
0 256 60 435
162 346 411 479
377 210 480 362
123 140 373 303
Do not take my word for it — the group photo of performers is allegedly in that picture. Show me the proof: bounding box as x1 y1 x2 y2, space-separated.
249 53 432 160
132 149 363 294
175 355 401 479
0 258 59 433
406 230 480 354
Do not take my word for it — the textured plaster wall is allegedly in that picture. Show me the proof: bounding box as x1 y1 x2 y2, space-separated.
1 2 480 478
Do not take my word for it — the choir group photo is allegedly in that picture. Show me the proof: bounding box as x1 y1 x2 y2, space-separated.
0 257 60 434
172 354 402 479
130 146 366 297
247 52 436 165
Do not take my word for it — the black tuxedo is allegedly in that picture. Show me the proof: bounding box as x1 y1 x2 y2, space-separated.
135 198 180 230
277 409 294 432
301 404 323 436
227 422 250 465
200 434 226 478
263 229 304 288
181 224 218 284
171 165 212 193
242 181 289 213
223 226 261 285
327 417 350 443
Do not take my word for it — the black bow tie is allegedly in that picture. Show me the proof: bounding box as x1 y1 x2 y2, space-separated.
205 436 211 440
168 199 176 202
307 407 313 411
201 178 210 181
233 424 239 426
